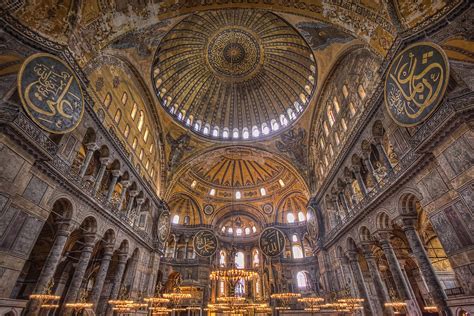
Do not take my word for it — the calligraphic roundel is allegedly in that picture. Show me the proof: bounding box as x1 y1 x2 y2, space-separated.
259 227 285 257
193 230 218 257
157 210 171 243
18 53 84 133
384 42 449 127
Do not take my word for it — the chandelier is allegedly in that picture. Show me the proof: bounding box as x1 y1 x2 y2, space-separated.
271 292 301 308
210 268 258 283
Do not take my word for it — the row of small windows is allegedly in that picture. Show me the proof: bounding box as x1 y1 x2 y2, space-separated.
105 92 155 178
286 211 307 223
319 83 366 173
221 225 257 236
163 98 304 139
206 182 283 198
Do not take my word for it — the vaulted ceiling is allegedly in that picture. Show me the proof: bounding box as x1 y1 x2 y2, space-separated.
2 0 465 227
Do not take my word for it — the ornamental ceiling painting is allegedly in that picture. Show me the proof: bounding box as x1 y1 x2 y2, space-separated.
1 0 465 226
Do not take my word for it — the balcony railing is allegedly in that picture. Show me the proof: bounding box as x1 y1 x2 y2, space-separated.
46 156 152 243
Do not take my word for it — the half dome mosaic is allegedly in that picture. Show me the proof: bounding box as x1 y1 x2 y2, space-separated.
152 9 317 140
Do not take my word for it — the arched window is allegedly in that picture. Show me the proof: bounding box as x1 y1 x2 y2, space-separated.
131 103 138 120
358 84 366 99
323 121 329 137
212 126 219 137
292 245 304 259
341 118 348 131
245 227 251 235
209 188 216 196
298 211 306 222
114 109 122 123
296 271 308 288
149 144 154 154
194 120 202 131
235 251 245 269
242 127 249 139
121 92 128 104
223 128 229 139
335 132 340 145
172 214 180 224
219 281 225 294
137 111 144 132
103 93 112 108
203 124 210 135
262 123 270 135
327 105 335 127
252 249 260 267
144 127 149 142
260 188 266 196
319 138 325 149
271 119 279 131
145 160 149 170
287 108 296 120
252 126 260 138
236 228 242 236
342 84 349 98
232 128 239 139
184 215 190 225
139 149 144 160
132 137 138 150
280 114 288 126
349 102 356 116
252 226 257 233
333 97 340 113
329 144 334 157
235 191 241 199
228 227 233 234
306 210 311 221
292 234 298 242
124 124 130 138
287 213 295 223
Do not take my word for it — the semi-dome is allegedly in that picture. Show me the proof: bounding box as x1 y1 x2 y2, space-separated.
152 9 317 141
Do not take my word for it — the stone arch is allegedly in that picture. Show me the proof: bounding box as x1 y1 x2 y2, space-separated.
359 226 372 242
346 237 358 252
398 192 421 216
375 211 391 231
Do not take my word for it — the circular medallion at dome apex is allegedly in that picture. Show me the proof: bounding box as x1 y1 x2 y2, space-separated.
152 9 317 141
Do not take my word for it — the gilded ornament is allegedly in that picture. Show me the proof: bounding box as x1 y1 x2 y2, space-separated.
193 230 218 257
259 227 285 257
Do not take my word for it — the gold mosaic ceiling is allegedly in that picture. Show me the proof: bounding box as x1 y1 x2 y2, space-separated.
152 9 317 141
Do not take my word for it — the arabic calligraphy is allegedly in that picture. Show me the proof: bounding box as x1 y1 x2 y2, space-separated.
259 227 285 257
18 53 84 133
193 230 218 257
384 42 449 127
157 211 171 243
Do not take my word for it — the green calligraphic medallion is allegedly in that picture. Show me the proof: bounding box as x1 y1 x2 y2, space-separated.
259 227 285 257
193 230 218 257
157 211 171 243
18 53 84 133
384 42 449 127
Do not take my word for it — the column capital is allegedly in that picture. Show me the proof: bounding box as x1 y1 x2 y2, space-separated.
136 197 145 205
99 157 111 165
111 169 121 177
352 165 361 173
118 252 129 263
374 231 393 243
395 215 418 231
121 180 131 188
103 243 115 256
85 142 98 151
346 250 359 262
83 233 97 246
129 190 139 197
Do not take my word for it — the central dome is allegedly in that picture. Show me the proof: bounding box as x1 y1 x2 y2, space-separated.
152 9 317 141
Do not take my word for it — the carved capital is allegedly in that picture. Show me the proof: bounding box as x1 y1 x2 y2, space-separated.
99 157 111 165
85 142 98 151
111 169 121 177
395 215 418 231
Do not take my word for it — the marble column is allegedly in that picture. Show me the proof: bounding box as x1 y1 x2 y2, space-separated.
340 257 355 295
26 220 71 315
362 243 392 316
184 237 190 259
362 156 378 187
79 143 98 178
62 234 96 305
346 251 373 316
106 170 121 201
375 139 393 172
332 196 343 223
133 197 145 222
173 235 179 259
398 217 452 316
375 232 411 300
125 190 139 215
118 180 131 210
339 192 350 215
300 234 305 258
353 166 368 196
108 252 128 300
94 157 111 193
89 243 114 309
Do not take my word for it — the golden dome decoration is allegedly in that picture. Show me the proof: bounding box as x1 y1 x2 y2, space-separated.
152 9 317 141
